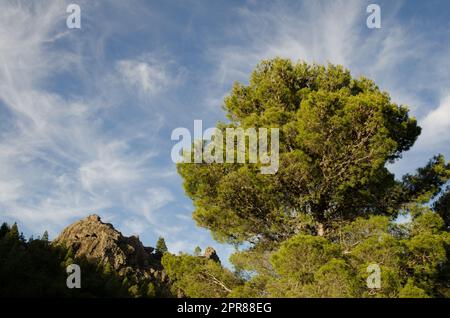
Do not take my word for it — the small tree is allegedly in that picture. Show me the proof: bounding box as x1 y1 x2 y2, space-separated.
103 262 112 276
6 223 19 241
0 222 9 239
41 230 49 242
194 246 202 256
161 252 241 297
155 236 168 254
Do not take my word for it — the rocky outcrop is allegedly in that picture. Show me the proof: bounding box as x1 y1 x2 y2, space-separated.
53 214 164 282
204 246 220 263
52 214 223 297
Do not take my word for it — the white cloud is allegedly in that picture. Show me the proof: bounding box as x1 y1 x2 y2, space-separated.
117 60 169 94
116 55 183 96
125 187 175 224
121 217 149 236
78 141 157 192
416 94 450 150
167 240 195 254
0 179 23 202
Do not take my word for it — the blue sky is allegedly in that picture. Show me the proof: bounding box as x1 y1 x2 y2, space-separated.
1 0 450 266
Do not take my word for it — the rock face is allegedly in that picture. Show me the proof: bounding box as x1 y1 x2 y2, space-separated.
53 214 223 297
53 214 163 281
204 246 220 263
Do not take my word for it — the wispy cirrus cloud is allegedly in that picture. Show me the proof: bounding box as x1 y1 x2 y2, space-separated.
116 57 177 96
0 1 176 236
202 0 450 179
208 0 364 86
415 93 450 151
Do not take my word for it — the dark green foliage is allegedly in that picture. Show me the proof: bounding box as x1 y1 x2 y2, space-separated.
194 246 202 256
434 186 450 229
7 223 20 241
227 212 450 297
41 230 49 242
178 59 428 244
161 252 242 298
0 222 160 297
0 223 9 239
402 155 450 204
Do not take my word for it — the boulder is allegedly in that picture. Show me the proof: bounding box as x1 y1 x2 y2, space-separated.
204 246 220 263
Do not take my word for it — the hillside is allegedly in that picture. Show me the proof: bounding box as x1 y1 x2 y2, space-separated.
0 215 222 297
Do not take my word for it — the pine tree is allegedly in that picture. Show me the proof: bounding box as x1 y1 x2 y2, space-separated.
194 246 202 256
176 58 450 298
103 262 112 276
155 236 168 254
433 186 450 229
65 246 74 260
6 223 20 241
41 230 49 242
0 222 9 239
18 232 25 243
161 252 241 297
176 59 446 245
